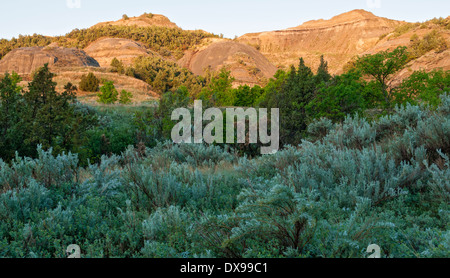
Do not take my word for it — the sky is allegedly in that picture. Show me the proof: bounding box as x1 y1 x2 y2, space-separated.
0 0 449 40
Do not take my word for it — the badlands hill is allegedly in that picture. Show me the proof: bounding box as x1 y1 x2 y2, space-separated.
238 9 449 77
84 38 156 67
238 10 405 73
179 39 277 86
0 45 99 75
93 13 179 29
0 42 159 103
0 10 448 102
0 12 277 92
0 13 192 103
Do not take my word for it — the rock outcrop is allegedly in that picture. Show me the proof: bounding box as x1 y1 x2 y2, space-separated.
84 38 154 67
0 45 99 75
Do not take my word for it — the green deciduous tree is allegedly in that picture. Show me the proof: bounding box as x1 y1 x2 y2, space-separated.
159 86 191 138
233 85 264 107
397 69 450 106
98 81 118 104
307 70 367 122
355 46 409 108
198 68 235 107
257 69 289 108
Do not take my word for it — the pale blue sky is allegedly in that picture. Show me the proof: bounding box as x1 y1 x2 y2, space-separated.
1 0 448 40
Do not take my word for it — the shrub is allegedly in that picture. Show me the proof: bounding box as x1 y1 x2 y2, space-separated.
119 90 133 104
1 91 449 259
409 30 448 59
79 72 100 92
110 58 125 74
97 81 118 104
131 56 205 95
391 23 420 38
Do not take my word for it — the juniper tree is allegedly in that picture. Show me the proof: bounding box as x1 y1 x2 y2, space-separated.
263 58 316 146
18 64 92 158
315 55 332 84
0 72 23 160
21 65 75 154
79 72 100 92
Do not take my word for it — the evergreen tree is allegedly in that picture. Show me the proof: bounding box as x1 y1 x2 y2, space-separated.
0 72 23 160
264 58 316 146
79 72 100 92
21 64 78 156
315 55 332 84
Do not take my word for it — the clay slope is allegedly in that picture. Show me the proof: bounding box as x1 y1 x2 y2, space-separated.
238 9 405 73
85 38 155 67
0 45 99 75
93 13 179 29
180 40 278 86
363 21 450 83
395 49 450 84
46 67 158 104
